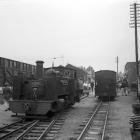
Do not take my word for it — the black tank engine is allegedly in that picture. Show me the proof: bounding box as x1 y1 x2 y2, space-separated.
9 61 80 117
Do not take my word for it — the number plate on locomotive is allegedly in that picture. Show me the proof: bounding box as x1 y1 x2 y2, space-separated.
31 80 41 88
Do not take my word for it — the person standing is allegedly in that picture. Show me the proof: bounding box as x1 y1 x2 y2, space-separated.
116 80 122 96
121 78 128 96
90 82 94 92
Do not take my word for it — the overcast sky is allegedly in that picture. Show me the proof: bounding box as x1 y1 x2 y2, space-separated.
0 0 139 72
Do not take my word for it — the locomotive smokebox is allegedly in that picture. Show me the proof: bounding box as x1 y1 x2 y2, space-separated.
36 60 44 79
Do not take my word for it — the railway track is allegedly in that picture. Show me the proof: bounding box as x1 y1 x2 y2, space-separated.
71 101 110 140
0 116 65 140
0 94 88 140
80 94 89 100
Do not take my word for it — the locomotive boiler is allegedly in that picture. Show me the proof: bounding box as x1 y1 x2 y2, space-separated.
9 61 80 117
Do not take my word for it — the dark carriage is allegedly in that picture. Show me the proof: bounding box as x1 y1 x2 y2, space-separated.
95 70 117 100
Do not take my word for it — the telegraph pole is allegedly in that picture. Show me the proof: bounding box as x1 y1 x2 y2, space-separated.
130 3 140 100
116 56 119 93
116 56 119 81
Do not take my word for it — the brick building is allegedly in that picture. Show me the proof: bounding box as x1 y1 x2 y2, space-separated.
124 62 137 87
66 64 88 82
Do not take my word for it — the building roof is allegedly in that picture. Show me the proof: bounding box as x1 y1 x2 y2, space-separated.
66 64 86 73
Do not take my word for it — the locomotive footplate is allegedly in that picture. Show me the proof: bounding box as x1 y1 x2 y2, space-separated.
9 100 53 115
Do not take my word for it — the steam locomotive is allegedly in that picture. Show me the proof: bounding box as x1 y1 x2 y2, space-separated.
9 61 80 117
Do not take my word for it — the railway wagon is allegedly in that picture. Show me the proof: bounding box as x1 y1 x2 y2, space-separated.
95 70 116 100
9 61 80 117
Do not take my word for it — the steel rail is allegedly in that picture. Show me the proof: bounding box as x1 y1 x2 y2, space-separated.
0 120 23 131
101 101 110 140
80 94 89 100
37 119 56 140
16 119 56 140
77 101 102 140
16 120 39 140
0 120 37 139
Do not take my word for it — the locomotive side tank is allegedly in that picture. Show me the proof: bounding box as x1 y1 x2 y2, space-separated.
9 61 80 116
95 70 116 100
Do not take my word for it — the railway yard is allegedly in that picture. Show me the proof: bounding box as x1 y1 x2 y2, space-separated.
0 91 136 140
0 1 140 139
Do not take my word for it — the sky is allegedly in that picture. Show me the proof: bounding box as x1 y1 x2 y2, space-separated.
0 0 139 72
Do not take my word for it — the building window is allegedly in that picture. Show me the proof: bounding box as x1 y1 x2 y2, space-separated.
14 61 17 68
10 61 13 68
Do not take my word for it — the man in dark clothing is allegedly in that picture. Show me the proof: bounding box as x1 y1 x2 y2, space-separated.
121 78 128 96
90 82 94 92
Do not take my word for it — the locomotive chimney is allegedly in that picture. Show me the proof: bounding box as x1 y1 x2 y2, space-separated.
36 60 44 79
